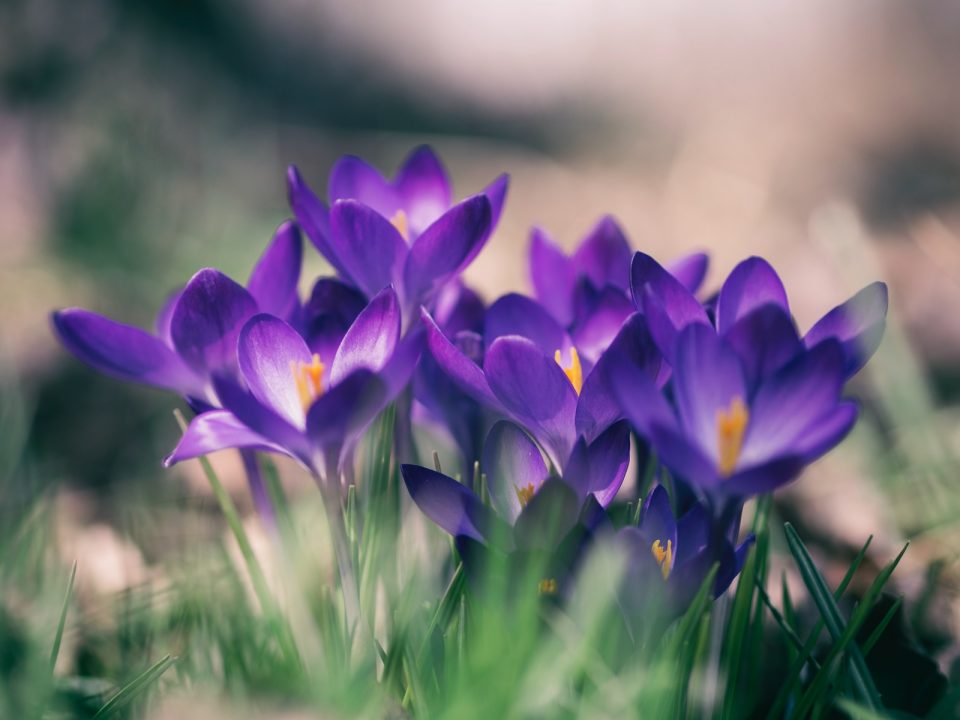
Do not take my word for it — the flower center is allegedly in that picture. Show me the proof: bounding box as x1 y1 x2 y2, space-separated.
538 578 558 595
290 353 325 413
651 539 674 580
554 347 583 395
390 209 409 241
515 482 535 508
716 396 749 477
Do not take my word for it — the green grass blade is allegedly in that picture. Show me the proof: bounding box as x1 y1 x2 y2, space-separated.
92 654 176 719
49 559 77 674
860 597 901 658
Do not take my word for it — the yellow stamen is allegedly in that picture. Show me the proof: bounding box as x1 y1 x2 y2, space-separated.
390 209 409 241
290 353 325 413
515 483 535 508
651 539 674 580
716 396 749 477
554 347 583 395
538 578 558 595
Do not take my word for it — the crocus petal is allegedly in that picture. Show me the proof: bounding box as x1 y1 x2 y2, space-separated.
52 309 202 395
715 257 789 336
723 456 807 496
377 324 425 398
569 286 634 365
306 369 386 447
572 216 632 292
401 464 506 545
330 286 401 385
287 166 350 280
237 314 312 428
740 340 846 466
512 478 580 550
675 503 709 566
723 303 802 391
607 341 676 439
649 423 718 487
170 269 258 377
155 287 182 346
402 195 492 308
482 173 510 230
484 336 578 467
792 399 859 460
673 324 747 461
395 145 452 236
329 200 407 298
804 281 888 379
328 155 398 216
423 310 502 410
484 293 572 357
667 252 709 294
482 421 548 523
246 221 303 319
640 485 677 552
301 278 368 364
563 421 631 506
163 410 290 466
433 281 485 336
529 227 577 326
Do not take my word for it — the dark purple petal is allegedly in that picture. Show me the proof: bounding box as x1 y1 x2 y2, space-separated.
786 399 858 461
52 309 203 395
237 314 312 428
246 221 303 319
723 456 806 496
433 281 485 336
155 287 182 346
649 423 718 487
329 200 407 298
328 154 398 216
723 303 802 391
170 268 259 376
740 340 846 467
287 166 350 280
377 324 425 399
484 293 572 356
163 410 290 466
301 278 368 364
402 195 492 309
330 286 401 385
715 257 789 335
484 336 578 467
640 484 677 552
607 339 676 439
675 503 709 566
564 421 630 506
667 252 709 294
572 215 632 292
423 310 502 409
529 227 576 326
569 286 634 365
482 173 510 230
402 464 506 544
804 281 888 379
512 478 580 550
672 324 747 463
481 421 548 523
306 369 386 447
395 145 452 236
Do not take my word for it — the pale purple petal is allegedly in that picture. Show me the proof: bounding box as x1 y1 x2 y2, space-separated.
666 252 709 294
155 287 183 346
572 215 632 292
330 286 401 385
715 257 789 335
395 145 452 236
804 281 888 378
529 227 577 326
481 421 548 523
247 221 303 319
484 293 572 357
328 154 398 216
423 310 502 410
287 166 351 280
164 410 290 466
482 173 510 230
569 286 633 365
328 200 407 298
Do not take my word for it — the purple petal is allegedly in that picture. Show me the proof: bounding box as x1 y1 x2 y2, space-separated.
672 324 747 462
667 252 709 294
563 421 631 506
395 145 452 237
529 227 577 326
52 309 202 395
512 478 580 550
301 278 368 364
328 155 398 216
649 423 718 487
402 195 492 309
482 421 548 523
170 269 258 377
572 216 632 292
246 221 303 319
423 310 502 410
675 503 709 566
163 410 289 466
330 286 401 385
606 334 676 439
482 173 510 230
484 336 578 467
402 463 505 544
569 286 634 365
740 340 846 466
306 369 386 447
484 293 572 357
287 166 350 280
715 257 789 335
237 314 312 428
155 287 182 346
723 456 807 496
376 324 425 399
433 281 485 336
804 281 888 379
329 200 407 298
640 485 677 551
723 304 802 391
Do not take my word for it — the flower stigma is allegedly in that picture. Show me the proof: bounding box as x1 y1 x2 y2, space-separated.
554 347 583 395
390 209 409 241
717 396 749 477
515 482 535 508
651 539 674 580
290 353 325 412
538 578 558 595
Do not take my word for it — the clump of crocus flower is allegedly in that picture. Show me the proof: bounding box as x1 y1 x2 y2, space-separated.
51 145 888 639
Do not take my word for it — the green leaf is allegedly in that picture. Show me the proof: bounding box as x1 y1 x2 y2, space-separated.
49 560 77 674
92 654 175 718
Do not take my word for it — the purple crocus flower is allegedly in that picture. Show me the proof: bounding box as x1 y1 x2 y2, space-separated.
287 146 509 320
530 216 708 364
166 286 422 481
614 322 858 498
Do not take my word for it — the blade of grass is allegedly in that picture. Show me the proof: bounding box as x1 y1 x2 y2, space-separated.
49 559 77 674
860 597 901 658
92 654 175 719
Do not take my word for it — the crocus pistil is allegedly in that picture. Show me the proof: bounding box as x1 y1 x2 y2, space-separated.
515 482 536 507
290 353 325 414
390 209 410 241
538 578 558 595
554 347 583 395
651 538 674 580
717 396 749 477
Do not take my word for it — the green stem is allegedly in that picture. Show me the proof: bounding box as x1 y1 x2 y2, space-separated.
315 471 362 646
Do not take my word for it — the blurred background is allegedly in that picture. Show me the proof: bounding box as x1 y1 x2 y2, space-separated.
3 0 960 711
